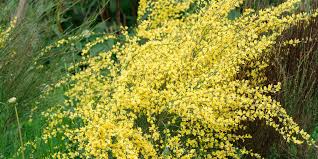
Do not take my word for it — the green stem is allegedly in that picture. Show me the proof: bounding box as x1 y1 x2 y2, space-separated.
14 104 25 159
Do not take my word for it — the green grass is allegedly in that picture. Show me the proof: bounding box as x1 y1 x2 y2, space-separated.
0 1 82 158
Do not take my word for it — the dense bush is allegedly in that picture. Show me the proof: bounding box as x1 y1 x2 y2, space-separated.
38 0 318 158
1 0 318 158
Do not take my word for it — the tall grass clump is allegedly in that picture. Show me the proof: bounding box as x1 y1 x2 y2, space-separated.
0 1 90 157
38 0 318 158
266 15 318 158
0 13 59 159
1 0 140 157
241 15 318 158
223 1 318 158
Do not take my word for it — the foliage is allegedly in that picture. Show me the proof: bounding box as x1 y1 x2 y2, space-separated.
43 0 139 35
0 0 132 157
1 0 318 158
0 18 16 48
0 1 82 157
40 0 318 158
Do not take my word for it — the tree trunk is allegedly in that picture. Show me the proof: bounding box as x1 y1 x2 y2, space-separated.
115 0 121 25
15 0 28 24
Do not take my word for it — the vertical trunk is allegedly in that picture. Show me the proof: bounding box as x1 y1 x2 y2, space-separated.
130 0 138 24
115 0 121 25
15 0 28 24
101 3 110 22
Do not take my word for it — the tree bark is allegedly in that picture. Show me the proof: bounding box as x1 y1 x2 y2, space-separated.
15 0 28 24
115 0 121 25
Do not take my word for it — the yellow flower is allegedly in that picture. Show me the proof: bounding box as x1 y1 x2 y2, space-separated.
41 0 316 158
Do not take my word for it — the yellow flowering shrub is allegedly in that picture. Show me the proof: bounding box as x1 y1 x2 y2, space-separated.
42 0 317 158
0 18 16 48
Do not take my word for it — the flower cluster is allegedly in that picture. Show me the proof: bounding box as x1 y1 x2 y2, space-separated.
0 18 16 48
43 0 317 158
